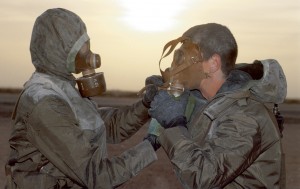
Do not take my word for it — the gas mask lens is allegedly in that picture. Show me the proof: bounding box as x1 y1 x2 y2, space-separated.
173 49 185 66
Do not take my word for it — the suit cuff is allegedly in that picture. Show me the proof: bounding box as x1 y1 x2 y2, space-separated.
158 126 190 157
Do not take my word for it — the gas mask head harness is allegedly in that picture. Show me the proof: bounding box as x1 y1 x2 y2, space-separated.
67 33 106 97
139 36 204 97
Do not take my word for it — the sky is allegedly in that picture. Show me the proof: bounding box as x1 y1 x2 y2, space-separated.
0 0 299 99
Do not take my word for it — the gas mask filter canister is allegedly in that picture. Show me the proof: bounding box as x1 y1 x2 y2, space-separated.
75 51 106 97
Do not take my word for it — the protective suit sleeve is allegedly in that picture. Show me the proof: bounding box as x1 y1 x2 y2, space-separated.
97 99 150 144
26 96 157 188
158 110 270 188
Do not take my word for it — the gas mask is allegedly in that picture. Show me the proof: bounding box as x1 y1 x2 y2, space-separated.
74 44 106 97
66 35 105 98
149 36 205 97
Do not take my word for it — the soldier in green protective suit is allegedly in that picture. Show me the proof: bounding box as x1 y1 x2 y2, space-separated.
146 23 287 189
5 8 159 189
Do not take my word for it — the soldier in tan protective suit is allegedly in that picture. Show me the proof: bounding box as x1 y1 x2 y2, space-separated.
5 8 158 188
147 23 287 188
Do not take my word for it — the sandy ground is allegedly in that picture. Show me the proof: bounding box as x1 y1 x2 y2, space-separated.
0 92 299 188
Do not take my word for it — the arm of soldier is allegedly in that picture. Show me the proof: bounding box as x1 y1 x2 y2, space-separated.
97 99 150 144
158 114 261 188
97 81 159 144
27 96 156 188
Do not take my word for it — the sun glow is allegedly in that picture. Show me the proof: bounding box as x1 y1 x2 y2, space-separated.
119 0 187 32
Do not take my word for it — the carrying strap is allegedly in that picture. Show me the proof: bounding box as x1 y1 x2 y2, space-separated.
5 163 16 188
185 94 196 120
11 89 25 120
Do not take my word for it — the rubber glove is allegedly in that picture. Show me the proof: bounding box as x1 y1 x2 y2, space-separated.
142 75 164 108
149 90 189 129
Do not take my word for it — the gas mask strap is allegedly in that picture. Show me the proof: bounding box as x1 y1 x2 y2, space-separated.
137 36 193 96
137 37 185 96
159 36 189 77
170 61 193 75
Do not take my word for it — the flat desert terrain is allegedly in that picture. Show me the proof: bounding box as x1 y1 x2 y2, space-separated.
0 92 299 188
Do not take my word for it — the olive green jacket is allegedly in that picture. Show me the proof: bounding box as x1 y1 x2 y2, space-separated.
5 8 157 189
159 59 286 189
5 72 157 189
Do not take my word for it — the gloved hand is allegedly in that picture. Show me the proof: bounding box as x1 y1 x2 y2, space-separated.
145 75 164 86
149 90 189 129
142 75 164 108
235 60 263 80
142 84 158 108
144 134 161 151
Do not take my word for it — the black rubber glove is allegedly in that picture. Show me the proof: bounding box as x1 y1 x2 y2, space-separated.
144 134 161 151
142 84 158 108
235 60 263 80
149 90 189 129
142 75 164 108
145 75 164 86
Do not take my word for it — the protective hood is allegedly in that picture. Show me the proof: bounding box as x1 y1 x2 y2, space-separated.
30 8 88 81
247 59 287 104
217 59 287 104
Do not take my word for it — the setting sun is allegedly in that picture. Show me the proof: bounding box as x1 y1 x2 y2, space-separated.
118 0 187 32
0 0 299 99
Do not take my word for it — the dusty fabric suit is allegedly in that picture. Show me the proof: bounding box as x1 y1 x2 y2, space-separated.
158 59 287 189
5 8 157 189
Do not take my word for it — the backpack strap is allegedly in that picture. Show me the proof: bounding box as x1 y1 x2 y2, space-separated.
185 93 197 121
11 89 25 120
272 104 284 138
